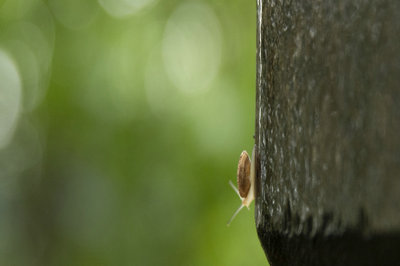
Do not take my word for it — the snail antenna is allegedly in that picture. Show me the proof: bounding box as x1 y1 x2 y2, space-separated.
229 180 241 199
227 204 245 226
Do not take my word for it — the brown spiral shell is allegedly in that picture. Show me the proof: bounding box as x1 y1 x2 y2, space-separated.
237 151 251 198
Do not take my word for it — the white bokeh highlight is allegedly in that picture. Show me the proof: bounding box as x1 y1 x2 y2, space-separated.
49 0 98 30
0 50 22 149
162 2 222 94
98 0 157 18
2 8 55 111
4 40 40 112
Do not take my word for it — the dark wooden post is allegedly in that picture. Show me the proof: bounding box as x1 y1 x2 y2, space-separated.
255 1 400 265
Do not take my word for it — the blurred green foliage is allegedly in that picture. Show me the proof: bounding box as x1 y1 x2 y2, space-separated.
0 0 268 265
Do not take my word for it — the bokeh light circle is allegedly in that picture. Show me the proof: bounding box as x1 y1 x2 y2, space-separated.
0 50 22 149
98 0 157 18
2 19 55 111
162 2 222 94
49 0 98 30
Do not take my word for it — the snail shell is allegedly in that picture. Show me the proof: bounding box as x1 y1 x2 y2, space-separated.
237 151 251 198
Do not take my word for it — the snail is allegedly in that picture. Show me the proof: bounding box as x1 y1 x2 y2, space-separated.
227 145 256 226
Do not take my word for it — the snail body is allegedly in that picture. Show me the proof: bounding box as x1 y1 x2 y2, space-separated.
227 145 256 226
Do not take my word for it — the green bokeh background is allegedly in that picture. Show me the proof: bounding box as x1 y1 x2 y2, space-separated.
0 0 268 265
